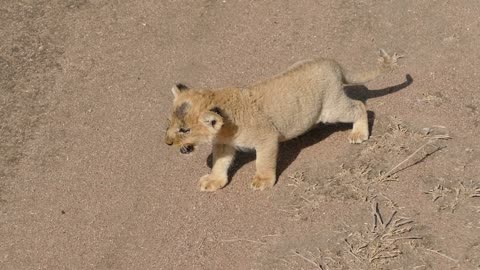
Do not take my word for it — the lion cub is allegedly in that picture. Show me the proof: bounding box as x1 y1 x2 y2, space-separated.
165 50 400 191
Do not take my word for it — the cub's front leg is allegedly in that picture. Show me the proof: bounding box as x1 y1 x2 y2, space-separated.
199 144 235 192
251 138 278 190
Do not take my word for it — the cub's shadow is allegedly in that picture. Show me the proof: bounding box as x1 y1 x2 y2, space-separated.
207 74 413 183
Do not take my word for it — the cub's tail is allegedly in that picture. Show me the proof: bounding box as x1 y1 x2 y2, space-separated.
341 49 402 85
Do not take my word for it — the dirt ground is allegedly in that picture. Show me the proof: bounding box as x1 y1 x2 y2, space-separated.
1 0 479 269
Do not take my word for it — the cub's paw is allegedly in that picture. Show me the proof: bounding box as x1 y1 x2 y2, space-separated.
348 130 368 144
199 174 227 192
250 174 275 191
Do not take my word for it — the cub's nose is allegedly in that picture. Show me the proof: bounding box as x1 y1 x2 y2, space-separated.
164 137 173 146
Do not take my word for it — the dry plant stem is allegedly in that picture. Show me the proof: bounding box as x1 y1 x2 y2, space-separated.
344 239 364 262
374 202 384 225
379 138 447 181
371 201 382 232
261 234 280 238
221 238 265 244
471 187 480 197
391 236 422 242
291 250 323 269
384 210 397 228
370 250 401 262
424 248 459 263
380 142 429 180
372 201 398 231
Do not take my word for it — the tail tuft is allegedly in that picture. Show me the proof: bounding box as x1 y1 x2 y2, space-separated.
342 49 403 85
378 49 403 70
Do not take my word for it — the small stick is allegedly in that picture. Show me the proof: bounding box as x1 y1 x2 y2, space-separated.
346 249 363 262
370 252 401 262
261 234 280 238
375 202 384 226
300 196 313 203
395 219 414 227
391 236 423 242
221 238 265 245
344 239 364 262
380 142 429 180
291 250 323 269
384 210 398 228
379 139 446 181
371 201 378 232
372 211 378 232
424 248 459 263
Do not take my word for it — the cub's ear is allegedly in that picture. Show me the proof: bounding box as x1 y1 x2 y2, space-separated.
200 110 224 132
171 83 189 99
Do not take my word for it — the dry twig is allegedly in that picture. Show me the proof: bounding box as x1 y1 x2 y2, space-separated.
424 248 459 263
378 134 450 181
221 238 265 245
291 250 323 269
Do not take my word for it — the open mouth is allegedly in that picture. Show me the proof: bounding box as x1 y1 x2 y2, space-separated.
180 144 194 154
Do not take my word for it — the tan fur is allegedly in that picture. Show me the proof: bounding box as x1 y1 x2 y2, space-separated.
164 50 401 191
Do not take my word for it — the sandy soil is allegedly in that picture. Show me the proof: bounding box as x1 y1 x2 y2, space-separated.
1 0 479 269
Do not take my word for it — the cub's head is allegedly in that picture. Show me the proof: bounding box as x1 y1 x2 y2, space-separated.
164 84 223 154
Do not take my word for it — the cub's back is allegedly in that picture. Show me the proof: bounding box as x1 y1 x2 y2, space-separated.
248 59 344 140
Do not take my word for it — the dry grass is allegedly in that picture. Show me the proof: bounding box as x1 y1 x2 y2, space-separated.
307 119 451 204
281 119 453 221
343 201 421 268
424 179 480 212
280 248 344 270
278 201 421 270
286 171 307 193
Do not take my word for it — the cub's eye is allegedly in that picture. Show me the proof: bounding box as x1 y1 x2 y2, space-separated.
179 127 190 134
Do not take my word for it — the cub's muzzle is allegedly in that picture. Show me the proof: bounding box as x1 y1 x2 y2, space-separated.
164 137 174 146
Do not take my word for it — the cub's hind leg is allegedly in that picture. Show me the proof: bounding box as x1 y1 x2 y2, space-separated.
347 100 369 144
320 95 369 143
